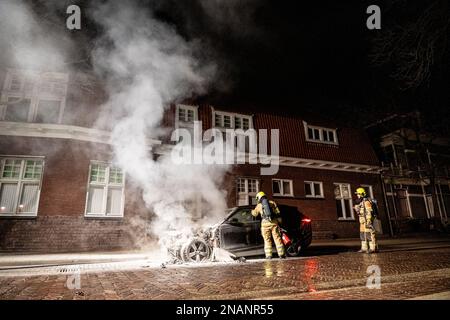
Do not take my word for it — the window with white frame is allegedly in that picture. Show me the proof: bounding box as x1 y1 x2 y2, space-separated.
304 121 338 145
176 104 197 128
272 179 293 197
213 111 252 130
34 100 61 123
237 178 259 206
334 183 354 220
234 115 251 130
85 162 125 217
1 70 67 124
4 97 31 122
304 181 324 198
0 158 44 216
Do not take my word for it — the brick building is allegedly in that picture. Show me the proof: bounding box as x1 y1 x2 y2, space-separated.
0 68 384 252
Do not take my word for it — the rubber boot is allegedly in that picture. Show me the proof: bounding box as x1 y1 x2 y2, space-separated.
369 241 377 253
358 241 368 253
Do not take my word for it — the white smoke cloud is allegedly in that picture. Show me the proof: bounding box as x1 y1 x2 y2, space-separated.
89 1 228 254
0 0 75 70
1 0 231 258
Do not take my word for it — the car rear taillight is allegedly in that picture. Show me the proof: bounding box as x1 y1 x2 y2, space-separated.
302 218 311 223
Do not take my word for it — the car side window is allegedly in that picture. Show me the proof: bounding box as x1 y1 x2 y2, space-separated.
229 209 255 224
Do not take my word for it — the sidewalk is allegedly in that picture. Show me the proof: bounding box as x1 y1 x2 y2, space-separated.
409 291 450 300
312 232 450 247
0 251 153 269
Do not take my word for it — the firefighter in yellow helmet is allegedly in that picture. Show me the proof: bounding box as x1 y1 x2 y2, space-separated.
251 191 286 259
354 187 377 253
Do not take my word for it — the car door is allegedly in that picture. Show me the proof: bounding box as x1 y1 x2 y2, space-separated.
219 208 259 251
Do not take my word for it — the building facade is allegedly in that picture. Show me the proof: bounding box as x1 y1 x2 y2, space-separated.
0 69 152 252
377 126 450 233
0 68 385 252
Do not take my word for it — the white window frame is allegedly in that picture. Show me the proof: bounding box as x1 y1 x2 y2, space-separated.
0 156 44 217
334 183 354 220
304 181 324 198
236 177 259 206
175 104 198 128
0 69 68 124
272 179 294 197
84 161 125 218
212 109 253 131
2 96 32 123
303 121 338 145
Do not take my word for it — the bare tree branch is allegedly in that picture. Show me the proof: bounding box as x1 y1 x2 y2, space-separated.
369 0 449 90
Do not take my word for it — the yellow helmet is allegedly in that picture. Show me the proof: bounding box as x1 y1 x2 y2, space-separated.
255 191 266 202
355 187 366 197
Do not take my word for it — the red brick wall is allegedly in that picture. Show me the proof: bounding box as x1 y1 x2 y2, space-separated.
1 136 386 251
0 137 150 252
1 137 112 216
224 164 386 239
0 216 148 252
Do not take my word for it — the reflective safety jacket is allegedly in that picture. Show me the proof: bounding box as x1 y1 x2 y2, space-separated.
354 197 374 226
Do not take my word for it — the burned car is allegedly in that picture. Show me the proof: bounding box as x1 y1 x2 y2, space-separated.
168 205 312 263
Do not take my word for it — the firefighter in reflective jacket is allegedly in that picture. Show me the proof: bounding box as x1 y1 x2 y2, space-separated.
354 187 377 253
252 191 286 259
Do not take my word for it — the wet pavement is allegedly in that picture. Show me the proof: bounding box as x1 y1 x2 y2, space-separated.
1 237 450 300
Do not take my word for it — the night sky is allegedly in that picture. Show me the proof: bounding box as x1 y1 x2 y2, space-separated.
156 0 375 110
151 0 449 132
54 0 450 133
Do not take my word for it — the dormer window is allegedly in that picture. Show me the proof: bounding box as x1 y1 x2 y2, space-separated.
307 127 320 140
213 110 252 130
176 104 198 128
323 129 335 143
235 115 250 130
304 121 338 145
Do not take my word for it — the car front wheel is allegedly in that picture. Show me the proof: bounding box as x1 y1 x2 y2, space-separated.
181 238 212 263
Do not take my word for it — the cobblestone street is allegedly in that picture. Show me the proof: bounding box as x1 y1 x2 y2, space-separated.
1 238 450 300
